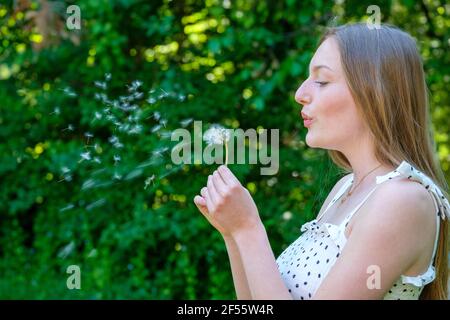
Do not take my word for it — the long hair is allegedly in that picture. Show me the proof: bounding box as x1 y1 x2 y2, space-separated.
319 23 449 299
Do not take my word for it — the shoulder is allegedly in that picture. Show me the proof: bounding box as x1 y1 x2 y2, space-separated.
364 178 436 227
352 177 436 258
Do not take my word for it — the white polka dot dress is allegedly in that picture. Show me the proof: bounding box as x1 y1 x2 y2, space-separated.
276 160 450 300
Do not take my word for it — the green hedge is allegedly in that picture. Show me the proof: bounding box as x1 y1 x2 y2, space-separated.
0 0 448 299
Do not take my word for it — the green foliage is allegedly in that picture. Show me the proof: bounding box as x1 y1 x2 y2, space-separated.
0 0 448 299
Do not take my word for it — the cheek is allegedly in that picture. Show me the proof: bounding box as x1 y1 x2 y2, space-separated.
317 84 354 126
308 84 364 146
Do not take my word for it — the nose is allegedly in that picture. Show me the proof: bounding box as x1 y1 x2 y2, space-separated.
295 81 311 106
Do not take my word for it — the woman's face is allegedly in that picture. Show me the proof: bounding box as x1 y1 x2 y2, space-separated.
295 37 367 151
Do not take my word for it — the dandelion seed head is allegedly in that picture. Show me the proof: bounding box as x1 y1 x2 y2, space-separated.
203 125 230 145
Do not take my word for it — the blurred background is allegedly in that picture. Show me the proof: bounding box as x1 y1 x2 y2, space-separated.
0 0 448 299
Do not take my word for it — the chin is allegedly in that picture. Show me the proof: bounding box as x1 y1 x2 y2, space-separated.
305 132 333 150
305 132 319 148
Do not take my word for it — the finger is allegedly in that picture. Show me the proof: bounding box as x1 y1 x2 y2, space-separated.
194 195 206 207
207 175 221 205
218 165 240 187
194 195 209 216
201 187 214 213
212 170 227 196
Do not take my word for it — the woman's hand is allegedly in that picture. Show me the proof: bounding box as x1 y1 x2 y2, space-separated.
193 165 262 238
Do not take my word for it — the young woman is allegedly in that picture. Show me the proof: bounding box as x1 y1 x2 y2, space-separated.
193 23 450 300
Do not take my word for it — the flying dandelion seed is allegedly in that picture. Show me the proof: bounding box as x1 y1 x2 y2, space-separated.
128 80 143 92
58 174 72 182
159 165 183 179
105 73 112 81
58 241 75 259
84 132 94 144
94 81 107 90
159 130 172 139
79 151 92 163
159 88 169 98
62 124 75 132
94 111 102 120
50 106 60 115
151 124 162 133
113 172 122 180
152 147 168 158
129 125 142 135
81 178 97 190
160 119 167 128
180 118 193 127
93 157 101 164
113 154 121 164
61 167 71 175
153 111 161 121
85 198 106 211
178 94 186 102
61 87 77 97
124 168 143 181
133 92 144 100
204 125 231 165
59 204 75 212
144 175 156 189
147 97 156 104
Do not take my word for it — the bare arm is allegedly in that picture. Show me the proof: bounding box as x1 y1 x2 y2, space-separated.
193 194 252 299
222 235 252 299
232 223 293 300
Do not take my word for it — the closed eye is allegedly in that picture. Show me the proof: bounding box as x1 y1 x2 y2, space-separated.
315 81 329 87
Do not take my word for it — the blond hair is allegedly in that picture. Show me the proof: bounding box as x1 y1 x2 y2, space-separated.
319 23 449 299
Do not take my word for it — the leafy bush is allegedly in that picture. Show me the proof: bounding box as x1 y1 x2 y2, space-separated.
0 0 448 299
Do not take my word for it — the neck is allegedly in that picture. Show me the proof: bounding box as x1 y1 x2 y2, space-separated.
340 137 395 186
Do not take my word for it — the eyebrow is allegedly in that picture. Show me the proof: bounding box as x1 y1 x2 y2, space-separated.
309 64 334 73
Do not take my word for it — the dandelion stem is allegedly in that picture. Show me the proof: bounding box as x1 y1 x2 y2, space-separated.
225 141 228 166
